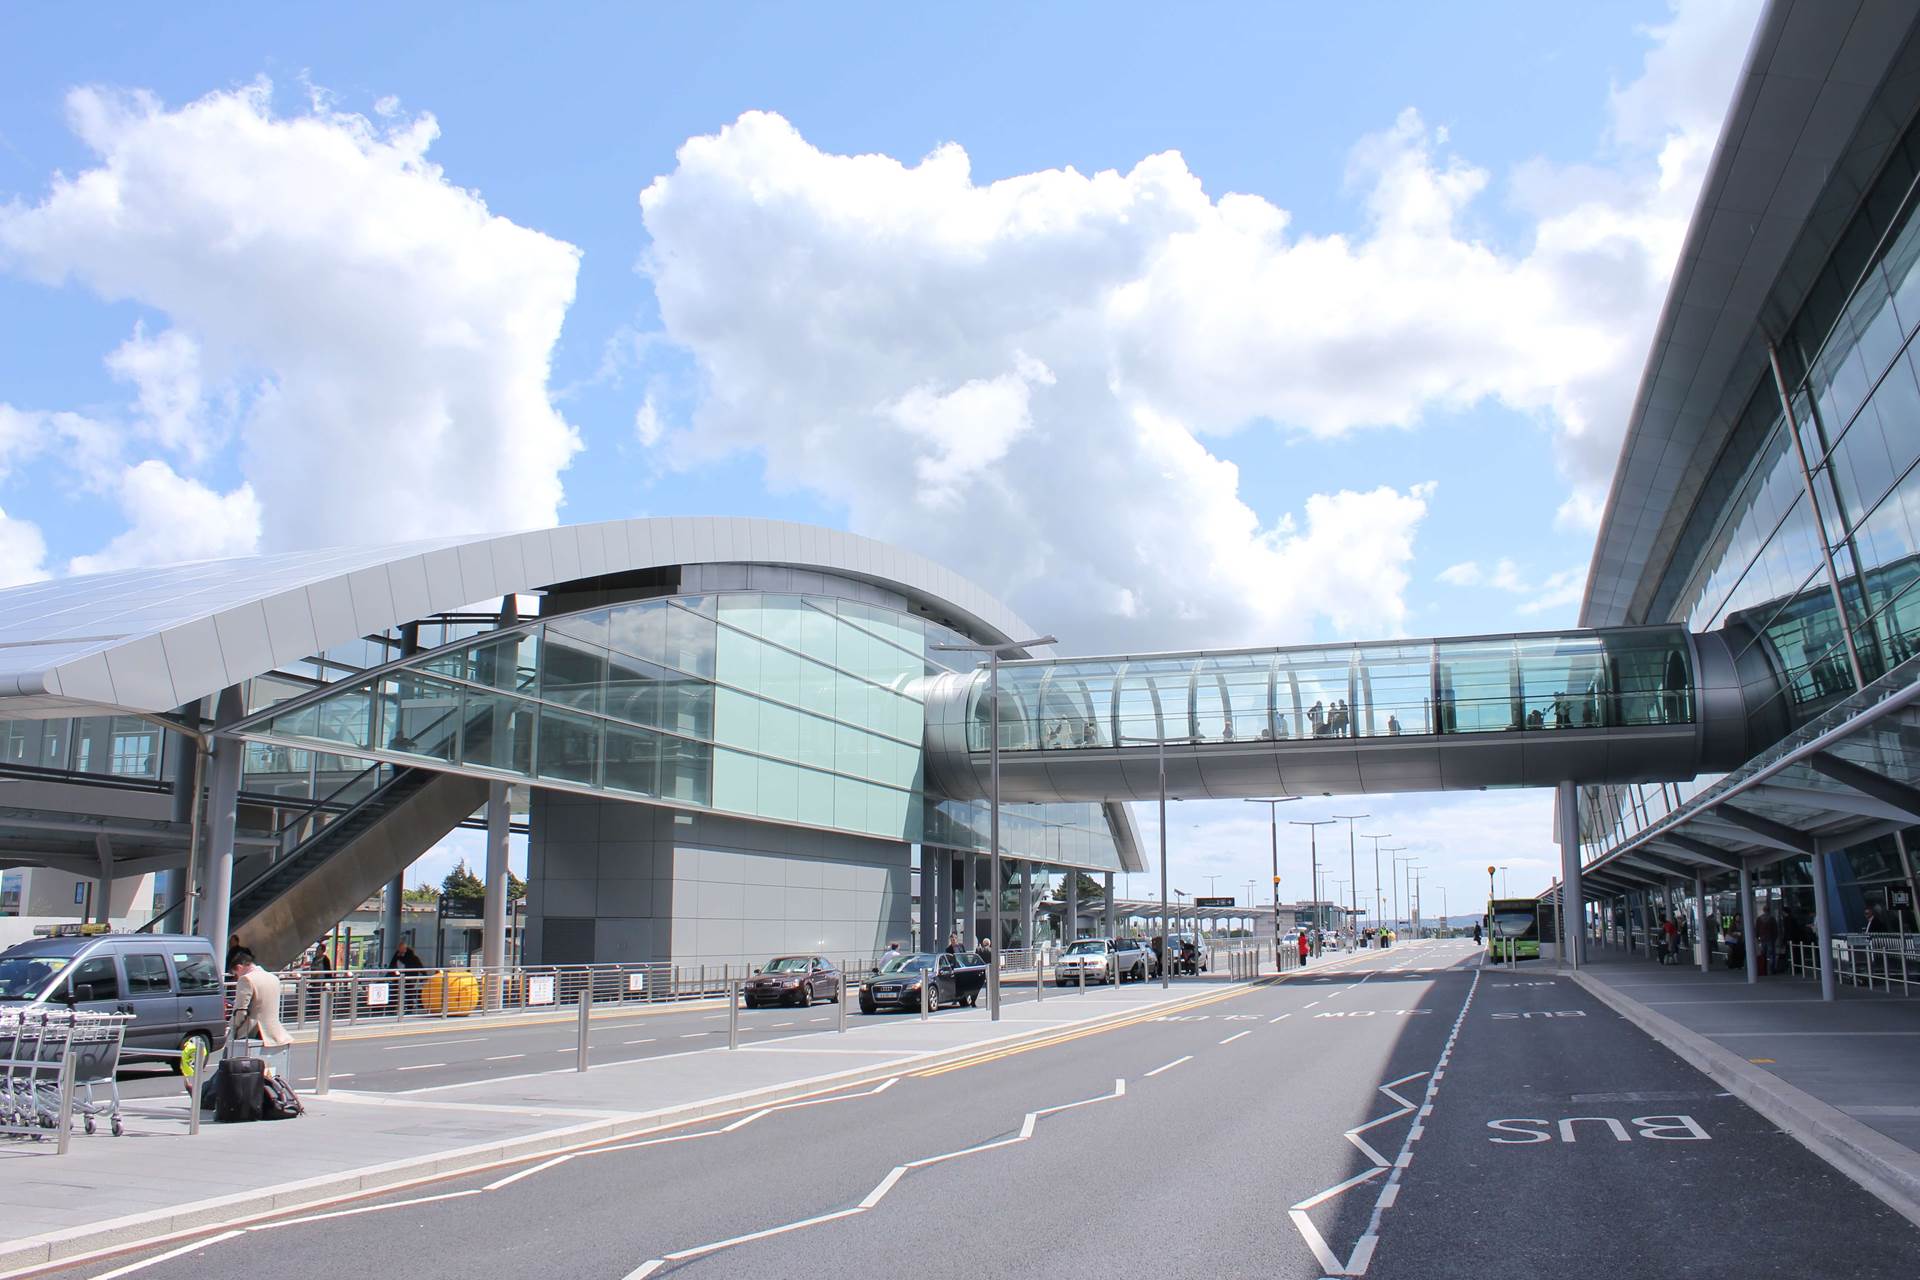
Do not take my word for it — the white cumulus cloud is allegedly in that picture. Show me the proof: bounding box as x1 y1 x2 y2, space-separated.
67 460 262 575
634 1 1756 650
0 78 583 557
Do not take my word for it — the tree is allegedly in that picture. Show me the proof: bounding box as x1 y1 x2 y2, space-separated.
402 881 438 905
507 870 528 903
441 860 484 900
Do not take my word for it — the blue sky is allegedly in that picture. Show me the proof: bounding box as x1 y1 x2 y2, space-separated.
0 1 1761 907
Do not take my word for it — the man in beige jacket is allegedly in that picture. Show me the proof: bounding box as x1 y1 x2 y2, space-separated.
227 948 292 1059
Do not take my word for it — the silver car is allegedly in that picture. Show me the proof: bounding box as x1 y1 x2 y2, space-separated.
1053 937 1150 985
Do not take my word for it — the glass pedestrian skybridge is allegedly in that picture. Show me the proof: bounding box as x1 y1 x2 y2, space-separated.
922 625 1766 803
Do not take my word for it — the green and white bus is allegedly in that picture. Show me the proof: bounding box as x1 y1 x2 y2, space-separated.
1486 898 1542 961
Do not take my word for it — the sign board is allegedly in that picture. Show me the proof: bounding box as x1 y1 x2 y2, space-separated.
626 972 648 993
365 982 390 1007
74 882 87 905
1195 896 1234 907
528 974 557 1006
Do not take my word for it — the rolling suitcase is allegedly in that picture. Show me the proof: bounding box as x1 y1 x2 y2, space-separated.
214 1056 266 1123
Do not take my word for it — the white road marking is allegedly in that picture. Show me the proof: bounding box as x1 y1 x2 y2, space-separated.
681 1032 708 1038
622 1079 1127 1278
623 1038 656 1046
385 1038 486 1050
774 1021 795 1028
1269 1013 1292 1024
394 1063 445 1072
1290 965 1482 1276
1219 1030 1253 1045
485 1054 523 1062
1145 1055 1192 1077
90 1231 246 1279
482 1077 901 1192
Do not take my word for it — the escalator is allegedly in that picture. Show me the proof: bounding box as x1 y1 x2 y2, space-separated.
229 765 488 968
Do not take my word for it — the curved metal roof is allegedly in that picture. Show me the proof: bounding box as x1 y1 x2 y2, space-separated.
1581 0 1917 626
0 517 1041 719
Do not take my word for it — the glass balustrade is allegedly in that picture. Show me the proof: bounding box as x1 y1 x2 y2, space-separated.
962 627 1694 752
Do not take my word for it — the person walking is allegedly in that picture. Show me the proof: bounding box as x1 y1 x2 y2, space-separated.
882 941 902 965
1297 929 1310 966
1754 906 1778 976
304 943 333 1018
944 932 960 957
975 934 993 966
390 940 425 1013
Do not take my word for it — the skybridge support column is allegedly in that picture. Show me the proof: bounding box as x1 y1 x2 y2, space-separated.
1739 862 1759 985
1694 873 1710 974
1556 781 1583 969
1811 848 1837 1003
200 686 245 960
382 878 403 962
1103 872 1116 940
1017 860 1034 948
482 782 511 982
963 851 978 946
1065 871 1080 943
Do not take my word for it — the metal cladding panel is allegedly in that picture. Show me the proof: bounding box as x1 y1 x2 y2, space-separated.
385 555 433 628
419 547 469 612
1192 752 1286 797
213 607 275 691
521 534 556 591
572 522 605 580
102 633 173 711
1273 756 1366 796
1354 746 1447 792
345 566 398 637
159 616 227 704
491 538 528 600
304 575 358 655
53 650 114 705
456 541 496 606
550 524 584 582
1437 738 1527 791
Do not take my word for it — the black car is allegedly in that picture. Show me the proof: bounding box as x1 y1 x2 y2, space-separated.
743 956 840 1008
858 951 987 1013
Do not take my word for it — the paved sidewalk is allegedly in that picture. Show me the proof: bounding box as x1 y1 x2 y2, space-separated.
0 960 1361 1277
1571 943 1920 1225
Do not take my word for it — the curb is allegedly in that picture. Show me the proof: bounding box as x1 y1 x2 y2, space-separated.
1570 969 1920 1230
0 977 1257 1278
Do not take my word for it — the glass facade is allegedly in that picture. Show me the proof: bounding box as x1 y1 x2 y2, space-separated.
250 591 1123 869
963 629 1693 751
1587 108 1920 923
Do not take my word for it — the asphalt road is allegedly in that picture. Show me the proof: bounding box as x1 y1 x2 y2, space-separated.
62 942 1920 1280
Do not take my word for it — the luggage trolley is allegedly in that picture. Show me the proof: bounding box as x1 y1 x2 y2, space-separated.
0 1009 131 1140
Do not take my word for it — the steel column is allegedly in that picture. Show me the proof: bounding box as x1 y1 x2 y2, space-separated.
482 781 511 977
1738 862 1759 984
1811 848 1838 1002
200 686 245 957
1556 781 1583 968
1693 873 1710 973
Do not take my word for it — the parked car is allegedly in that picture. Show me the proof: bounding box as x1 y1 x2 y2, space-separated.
0 931 226 1072
1055 938 1149 985
858 951 987 1013
743 956 840 1008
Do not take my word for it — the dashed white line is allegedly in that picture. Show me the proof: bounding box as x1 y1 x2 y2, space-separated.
623 1079 1127 1278
681 1032 708 1039
1145 1055 1192 1077
1269 1013 1292 1024
485 1054 523 1062
623 1038 656 1046
394 1063 445 1072
1218 1030 1253 1045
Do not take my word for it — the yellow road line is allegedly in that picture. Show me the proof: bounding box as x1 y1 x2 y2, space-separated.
914 980 1272 1078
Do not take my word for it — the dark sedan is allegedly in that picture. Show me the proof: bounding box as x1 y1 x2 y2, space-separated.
743 956 840 1008
858 951 987 1013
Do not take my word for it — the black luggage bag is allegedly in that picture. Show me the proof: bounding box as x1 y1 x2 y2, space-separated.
214 1057 267 1123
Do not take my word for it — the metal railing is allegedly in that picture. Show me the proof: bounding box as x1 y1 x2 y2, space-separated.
270 957 888 1030
1787 935 1919 994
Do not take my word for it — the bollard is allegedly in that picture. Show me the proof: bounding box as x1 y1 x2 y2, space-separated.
729 979 739 1050
920 971 931 1021
576 986 592 1072
1035 955 1044 1002
315 988 334 1096
837 972 847 1033
1078 961 1086 994
54 1047 76 1155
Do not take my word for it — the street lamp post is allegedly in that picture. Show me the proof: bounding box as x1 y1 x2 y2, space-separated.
1333 813 1369 943
1290 818 1335 953
1360 832 1391 935
1391 851 1415 929
1409 866 1428 938
1246 798 1299 965
930 633 1057 1023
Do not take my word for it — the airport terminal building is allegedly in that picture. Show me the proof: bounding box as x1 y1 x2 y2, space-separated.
3 0 1918 983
